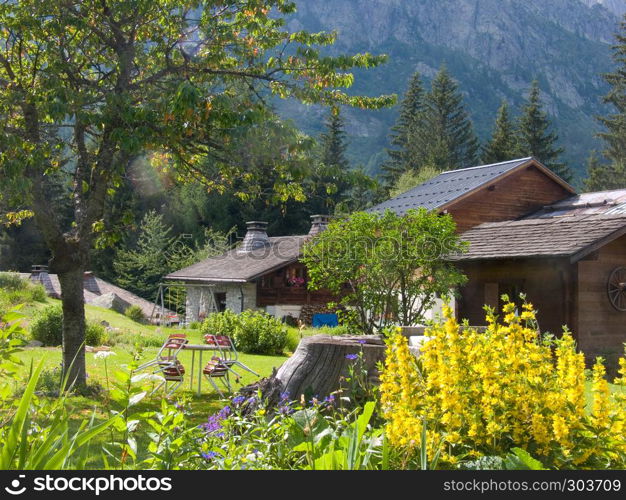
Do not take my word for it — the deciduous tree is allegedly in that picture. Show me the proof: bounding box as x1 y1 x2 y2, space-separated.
302 209 467 334
0 0 393 385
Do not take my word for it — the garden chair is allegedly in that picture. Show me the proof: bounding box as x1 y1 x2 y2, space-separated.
151 359 186 396
202 356 231 396
136 333 188 372
203 334 259 378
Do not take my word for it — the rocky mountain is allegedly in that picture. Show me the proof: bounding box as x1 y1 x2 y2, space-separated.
581 0 626 17
278 0 623 181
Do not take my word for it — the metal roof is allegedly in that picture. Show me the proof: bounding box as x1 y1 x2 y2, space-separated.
369 157 567 215
527 188 626 218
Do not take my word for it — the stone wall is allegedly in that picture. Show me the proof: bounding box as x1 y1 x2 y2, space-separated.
185 282 259 322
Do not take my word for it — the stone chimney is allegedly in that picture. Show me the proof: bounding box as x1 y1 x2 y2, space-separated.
238 221 270 253
308 215 330 236
31 264 48 276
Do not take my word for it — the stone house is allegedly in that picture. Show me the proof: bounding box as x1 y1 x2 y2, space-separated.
166 216 338 323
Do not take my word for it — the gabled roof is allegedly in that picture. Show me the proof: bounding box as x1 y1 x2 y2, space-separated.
369 157 575 216
165 236 306 283
452 214 626 263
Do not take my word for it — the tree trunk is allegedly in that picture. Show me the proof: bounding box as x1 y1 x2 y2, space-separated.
56 267 87 388
240 335 386 408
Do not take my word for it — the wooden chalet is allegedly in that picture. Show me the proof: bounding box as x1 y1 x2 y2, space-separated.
370 157 626 361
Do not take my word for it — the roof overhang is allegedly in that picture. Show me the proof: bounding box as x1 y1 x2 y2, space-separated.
568 224 626 263
164 276 248 284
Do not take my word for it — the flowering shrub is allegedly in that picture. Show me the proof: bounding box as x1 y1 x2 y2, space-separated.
380 298 626 469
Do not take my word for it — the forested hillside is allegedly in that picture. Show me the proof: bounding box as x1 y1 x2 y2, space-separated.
279 0 620 177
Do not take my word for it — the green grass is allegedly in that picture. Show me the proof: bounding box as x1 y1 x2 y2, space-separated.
7 290 289 422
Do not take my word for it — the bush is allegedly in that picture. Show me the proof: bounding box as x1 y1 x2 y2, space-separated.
233 311 288 355
380 298 626 469
30 304 106 346
200 309 239 337
86 322 106 346
124 305 146 323
30 305 63 346
0 272 47 306
201 310 288 355
0 272 26 290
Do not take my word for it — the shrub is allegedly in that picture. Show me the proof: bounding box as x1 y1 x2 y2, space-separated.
30 305 105 346
201 310 288 355
30 305 63 346
200 309 239 337
124 305 146 323
380 298 626 469
189 321 201 330
86 322 106 346
0 272 26 290
232 311 288 355
0 272 47 305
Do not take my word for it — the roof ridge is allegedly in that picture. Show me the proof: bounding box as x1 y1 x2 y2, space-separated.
440 157 532 175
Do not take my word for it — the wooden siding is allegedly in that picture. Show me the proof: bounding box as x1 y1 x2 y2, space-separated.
446 165 572 232
256 262 339 307
576 234 626 358
457 258 576 337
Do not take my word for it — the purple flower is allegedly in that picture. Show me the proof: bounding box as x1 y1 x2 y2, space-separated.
323 394 336 406
278 404 293 415
280 391 290 402
232 395 245 405
200 404 231 435
201 451 219 460
356 339 367 344
345 354 358 360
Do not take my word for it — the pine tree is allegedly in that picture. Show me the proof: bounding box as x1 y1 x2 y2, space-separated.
321 108 349 171
596 19 626 168
113 210 176 301
482 101 519 164
309 108 353 214
584 152 626 192
410 67 479 171
518 80 571 181
381 72 425 185
585 19 626 192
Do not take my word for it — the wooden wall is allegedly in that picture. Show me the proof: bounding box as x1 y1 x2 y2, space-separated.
457 258 576 336
447 165 572 232
576 234 626 360
256 263 338 307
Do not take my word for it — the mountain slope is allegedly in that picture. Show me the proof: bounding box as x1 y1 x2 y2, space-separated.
279 0 621 180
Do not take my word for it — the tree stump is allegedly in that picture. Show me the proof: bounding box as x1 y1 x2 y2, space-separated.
240 335 386 408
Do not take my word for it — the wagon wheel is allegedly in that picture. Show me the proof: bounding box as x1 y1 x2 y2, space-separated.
607 267 626 312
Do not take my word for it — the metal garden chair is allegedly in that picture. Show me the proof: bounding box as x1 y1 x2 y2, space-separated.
203 334 259 378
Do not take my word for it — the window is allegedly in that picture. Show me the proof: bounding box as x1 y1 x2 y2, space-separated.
214 292 227 312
